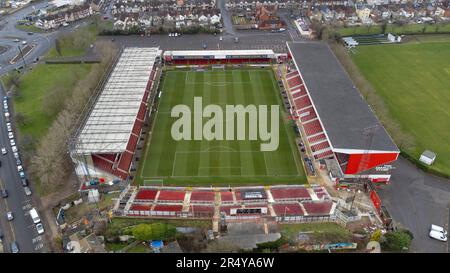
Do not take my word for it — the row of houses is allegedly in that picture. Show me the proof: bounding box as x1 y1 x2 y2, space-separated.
112 0 216 14
113 10 221 30
111 0 221 31
36 3 96 30
309 3 450 25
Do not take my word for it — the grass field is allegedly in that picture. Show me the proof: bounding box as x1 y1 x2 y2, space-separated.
351 36 450 176
13 64 92 140
136 69 306 186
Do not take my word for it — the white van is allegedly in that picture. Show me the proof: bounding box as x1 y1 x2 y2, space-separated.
431 224 447 236
430 230 447 242
29 208 41 224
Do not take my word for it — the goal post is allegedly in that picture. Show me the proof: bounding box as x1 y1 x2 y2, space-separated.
143 179 164 187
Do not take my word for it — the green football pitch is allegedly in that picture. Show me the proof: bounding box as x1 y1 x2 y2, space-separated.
136 69 306 186
352 36 450 176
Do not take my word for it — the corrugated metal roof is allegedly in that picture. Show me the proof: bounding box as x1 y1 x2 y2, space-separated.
74 47 161 154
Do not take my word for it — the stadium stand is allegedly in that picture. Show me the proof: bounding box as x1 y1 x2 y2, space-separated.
272 203 304 216
190 191 216 204
71 47 162 181
302 201 333 216
286 42 399 181
157 190 186 203
270 187 311 201
134 189 158 202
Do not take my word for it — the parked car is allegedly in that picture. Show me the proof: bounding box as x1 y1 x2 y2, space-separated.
10 139 15 146
36 223 44 235
17 165 23 172
21 41 27 45
1 148 6 155
21 178 28 187
430 229 447 242
13 152 19 159
6 211 13 221
6 123 12 132
8 132 13 139
12 146 18 153
16 158 21 165
0 189 7 198
24 186 32 196
14 39 19 42
19 171 25 179
10 242 19 253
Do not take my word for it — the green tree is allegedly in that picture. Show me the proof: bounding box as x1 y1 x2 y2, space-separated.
381 230 413 252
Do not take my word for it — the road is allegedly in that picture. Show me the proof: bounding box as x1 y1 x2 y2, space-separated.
0 1 57 253
217 0 236 36
378 157 450 253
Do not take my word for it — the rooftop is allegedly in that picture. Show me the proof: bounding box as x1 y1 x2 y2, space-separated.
287 42 398 153
73 47 161 154
163 49 276 59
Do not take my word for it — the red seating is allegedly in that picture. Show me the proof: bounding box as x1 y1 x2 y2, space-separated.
313 150 334 160
190 191 215 202
300 111 317 123
273 204 304 216
294 96 311 110
303 120 323 136
158 190 186 202
287 76 302 88
311 141 330 152
286 71 299 79
135 189 158 201
220 191 234 203
291 89 306 99
307 133 326 144
270 187 311 200
303 202 333 216
153 205 183 212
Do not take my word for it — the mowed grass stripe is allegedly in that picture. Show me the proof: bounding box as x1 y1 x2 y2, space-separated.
139 69 306 185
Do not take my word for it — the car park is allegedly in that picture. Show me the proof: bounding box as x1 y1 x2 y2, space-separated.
0 189 7 198
10 242 19 253
1 148 6 155
6 211 13 221
36 223 44 235
24 186 32 196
